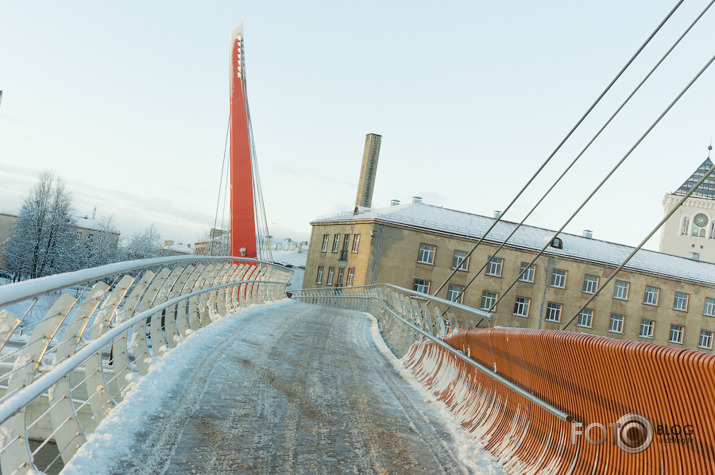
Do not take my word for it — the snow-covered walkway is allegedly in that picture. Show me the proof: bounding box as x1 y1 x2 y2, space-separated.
63 300 503 474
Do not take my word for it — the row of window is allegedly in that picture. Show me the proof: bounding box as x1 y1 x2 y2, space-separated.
418 244 471 271
412 277 714 349
549 303 709 348
315 266 355 287
416 241 706 315
321 233 361 254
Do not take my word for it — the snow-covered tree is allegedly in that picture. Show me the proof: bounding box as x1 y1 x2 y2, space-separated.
122 224 162 260
80 216 121 268
3 171 80 280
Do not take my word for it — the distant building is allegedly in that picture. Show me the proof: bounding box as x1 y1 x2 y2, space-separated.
74 215 120 247
194 230 229 256
160 240 193 256
660 147 715 262
304 201 715 352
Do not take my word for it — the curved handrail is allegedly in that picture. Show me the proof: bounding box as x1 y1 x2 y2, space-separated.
0 257 293 473
296 283 493 322
0 278 286 425
0 256 281 308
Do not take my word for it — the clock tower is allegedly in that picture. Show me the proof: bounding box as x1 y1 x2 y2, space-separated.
660 145 715 261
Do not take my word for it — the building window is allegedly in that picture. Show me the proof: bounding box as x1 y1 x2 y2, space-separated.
582 275 598 294
545 302 562 322
681 216 689 235
513 297 530 317
336 268 344 287
486 257 503 277
413 278 430 294
321 234 329 252
673 292 689 312
669 324 684 344
639 319 655 338
710 222 715 239
550 269 567 288
447 285 464 303
613 280 629 300
699 330 713 349
481 291 498 311
351 234 361 253
519 262 535 283
705 298 715 317
327 267 335 286
417 243 436 265
577 309 593 328
331 234 340 253
316 266 324 284
452 250 469 271
609 314 624 333
643 286 659 306
346 268 355 287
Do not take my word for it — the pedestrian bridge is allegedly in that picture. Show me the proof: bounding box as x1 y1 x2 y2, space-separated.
0 257 712 474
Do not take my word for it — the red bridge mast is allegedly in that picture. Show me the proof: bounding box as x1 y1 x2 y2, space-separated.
229 23 257 258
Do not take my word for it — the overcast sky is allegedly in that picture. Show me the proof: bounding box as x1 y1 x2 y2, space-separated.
1 1 714 250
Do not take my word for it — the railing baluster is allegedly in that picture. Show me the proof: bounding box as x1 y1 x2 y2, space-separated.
0 256 292 474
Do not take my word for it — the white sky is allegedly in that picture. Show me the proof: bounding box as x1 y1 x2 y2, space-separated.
1 1 714 249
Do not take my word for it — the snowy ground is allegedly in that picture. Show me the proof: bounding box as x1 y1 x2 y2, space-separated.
62 300 504 474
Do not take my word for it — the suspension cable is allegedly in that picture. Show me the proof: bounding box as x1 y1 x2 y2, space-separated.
219 150 230 254
489 50 715 314
246 100 272 262
210 115 231 256
446 0 714 307
431 0 684 297
562 158 715 330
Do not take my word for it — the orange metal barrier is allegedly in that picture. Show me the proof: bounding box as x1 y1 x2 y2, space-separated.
403 328 715 473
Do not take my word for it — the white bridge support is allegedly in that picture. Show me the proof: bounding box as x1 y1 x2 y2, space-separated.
0 256 292 474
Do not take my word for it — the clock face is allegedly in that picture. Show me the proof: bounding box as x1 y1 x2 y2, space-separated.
694 213 709 227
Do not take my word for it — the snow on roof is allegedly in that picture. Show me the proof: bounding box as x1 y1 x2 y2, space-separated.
313 202 715 286
161 243 193 255
272 249 308 268
75 216 106 232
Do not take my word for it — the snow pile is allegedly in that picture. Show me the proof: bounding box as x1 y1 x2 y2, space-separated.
366 313 505 474
62 301 292 475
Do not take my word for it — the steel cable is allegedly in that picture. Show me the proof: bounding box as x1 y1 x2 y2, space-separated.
489 50 715 314
445 0 714 310
562 157 715 329
432 0 685 297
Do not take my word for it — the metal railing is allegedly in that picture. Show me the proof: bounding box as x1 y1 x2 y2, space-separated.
0 256 292 474
292 284 572 423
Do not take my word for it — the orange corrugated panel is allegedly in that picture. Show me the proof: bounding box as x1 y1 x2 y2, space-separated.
404 327 715 473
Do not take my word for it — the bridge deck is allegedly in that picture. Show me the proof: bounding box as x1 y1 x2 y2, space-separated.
64 301 501 474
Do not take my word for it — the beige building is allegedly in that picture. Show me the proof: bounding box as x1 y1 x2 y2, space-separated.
660 150 715 262
304 200 715 352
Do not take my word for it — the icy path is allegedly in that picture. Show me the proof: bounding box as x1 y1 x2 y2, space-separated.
63 301 503 474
